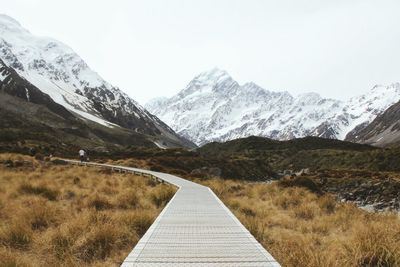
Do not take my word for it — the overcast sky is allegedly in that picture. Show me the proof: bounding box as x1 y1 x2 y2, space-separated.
2 0 400 104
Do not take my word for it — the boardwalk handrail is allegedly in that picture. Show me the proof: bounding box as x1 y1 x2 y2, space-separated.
64 159 280 266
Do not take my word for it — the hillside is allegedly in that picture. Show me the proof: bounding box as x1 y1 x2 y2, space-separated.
0 58 184 155
0 14 193 149
346 100 400 147
196 136 400 172
199 136 373 157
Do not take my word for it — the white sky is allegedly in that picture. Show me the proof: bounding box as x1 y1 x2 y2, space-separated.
2 0 400 104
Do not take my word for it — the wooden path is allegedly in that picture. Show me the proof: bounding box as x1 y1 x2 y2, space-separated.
67 160 280 267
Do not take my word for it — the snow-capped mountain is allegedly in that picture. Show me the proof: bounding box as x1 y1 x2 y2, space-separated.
146 68 400 146
346 97 400 146
0 14 192 148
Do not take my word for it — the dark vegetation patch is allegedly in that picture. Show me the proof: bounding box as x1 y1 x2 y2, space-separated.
19 184 59 201
197 136 400 173
278 176 322 194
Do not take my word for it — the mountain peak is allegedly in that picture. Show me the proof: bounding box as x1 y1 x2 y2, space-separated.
195 67 231 82
177 68 237 98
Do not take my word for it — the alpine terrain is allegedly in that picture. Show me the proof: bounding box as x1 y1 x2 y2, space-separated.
146 68 400 146
0 14 193 150
347 99 400 146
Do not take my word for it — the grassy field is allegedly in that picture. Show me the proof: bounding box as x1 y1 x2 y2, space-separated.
2 152 399 266
0 153 176 267
105 157 400 266
195 178 400 267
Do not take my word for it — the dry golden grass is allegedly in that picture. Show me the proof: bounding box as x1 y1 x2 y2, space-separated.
196 178 400 267
0 153 176 267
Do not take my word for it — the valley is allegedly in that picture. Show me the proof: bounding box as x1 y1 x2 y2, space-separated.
1 152 399 266
1 10 400 267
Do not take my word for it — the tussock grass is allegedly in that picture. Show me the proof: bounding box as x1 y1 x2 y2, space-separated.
116 189 140 209
150 185 175 208
87 195 114 211
122 211 156 236
0 153 176 266
19 183 60 201
0 220 33 249
197 178 400 267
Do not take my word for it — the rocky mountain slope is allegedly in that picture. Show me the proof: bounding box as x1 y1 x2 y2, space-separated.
347 99 400 146
0 14 193 148
0 57 164 155
146 68 400 146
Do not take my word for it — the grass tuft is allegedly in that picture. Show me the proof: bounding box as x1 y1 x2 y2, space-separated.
117 190 141 209
87 195 113 211
75 223 121 263
150 185 175 208
19 183 59 201
0 221 32 249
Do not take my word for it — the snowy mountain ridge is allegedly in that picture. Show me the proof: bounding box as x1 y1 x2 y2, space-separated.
1 14 135 126
0 14 192 147
146 68 400 146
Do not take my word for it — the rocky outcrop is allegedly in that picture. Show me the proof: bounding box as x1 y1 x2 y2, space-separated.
285 170 400 212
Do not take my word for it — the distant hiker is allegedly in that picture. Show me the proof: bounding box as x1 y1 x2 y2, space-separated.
29 147 36 156
79 149 85 162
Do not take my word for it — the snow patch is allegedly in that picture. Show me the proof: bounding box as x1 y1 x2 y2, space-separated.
25 87 30 101
0 71 7 82
153 140 168 149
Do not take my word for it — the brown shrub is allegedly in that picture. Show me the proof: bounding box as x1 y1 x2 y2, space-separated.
0 220 32 249
293 203 317 220
0 248 30 267
19 183 59 201
117 190 141 209
344 221 400 266
150 185 175 208
279 176 322 194
21 199 60 230
87 195 113 211
123 212 155 236
318 195 337 214
47 229 75 260
240 206 257 217
74 223 121 263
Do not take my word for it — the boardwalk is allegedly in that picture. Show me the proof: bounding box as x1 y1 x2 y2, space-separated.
68 161 280 266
